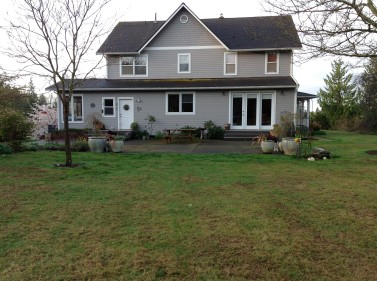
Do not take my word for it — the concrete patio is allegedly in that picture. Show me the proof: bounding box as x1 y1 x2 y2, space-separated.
123 139 262 154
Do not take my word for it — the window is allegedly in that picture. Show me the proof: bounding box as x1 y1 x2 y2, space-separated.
120 55 148 76
224 53 237 75
102 97 115 117
67 95 83 122
178 54 191 73
167 93 195 114
266 52 279 74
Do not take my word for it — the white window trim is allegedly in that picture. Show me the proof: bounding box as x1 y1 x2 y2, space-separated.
165 92 196 115
119 54 148 77
102 97 116 117
177 53 191 74
61 94 84 123
224 52 238 75
265 52 280 74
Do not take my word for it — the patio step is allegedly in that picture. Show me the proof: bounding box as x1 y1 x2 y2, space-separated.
223 130 268 141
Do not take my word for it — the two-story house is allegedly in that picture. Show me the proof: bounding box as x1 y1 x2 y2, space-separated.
56 3 303 135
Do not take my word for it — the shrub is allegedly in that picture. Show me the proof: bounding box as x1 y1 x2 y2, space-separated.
155 131 164 140
71 139 89 152
0 143 13 154
203 120 224 140
130 122 143 139
0 108 34 151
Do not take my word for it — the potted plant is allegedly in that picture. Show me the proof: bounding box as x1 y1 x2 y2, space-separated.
253 133 276 154
141 130 149 140
145 114 156 138
87 113 106 152
109 135 124 153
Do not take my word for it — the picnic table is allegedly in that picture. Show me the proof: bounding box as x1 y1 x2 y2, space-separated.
163 128 205 143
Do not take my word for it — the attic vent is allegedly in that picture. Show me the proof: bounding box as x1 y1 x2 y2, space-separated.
180 14 188 23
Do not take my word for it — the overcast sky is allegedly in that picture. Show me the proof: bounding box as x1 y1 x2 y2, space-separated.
0 0 338 109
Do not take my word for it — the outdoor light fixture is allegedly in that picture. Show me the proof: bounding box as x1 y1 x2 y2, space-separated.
136 98 142 103
280 90 285 96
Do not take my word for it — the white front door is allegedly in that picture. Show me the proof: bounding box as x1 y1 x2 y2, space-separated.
118 98 134 129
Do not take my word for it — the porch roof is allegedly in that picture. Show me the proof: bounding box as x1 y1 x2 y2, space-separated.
47 77 298 92
297 91 317 100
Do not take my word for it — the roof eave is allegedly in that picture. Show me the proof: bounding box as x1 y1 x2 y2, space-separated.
69 85 297 92
96 51 140 55
231 47 302 52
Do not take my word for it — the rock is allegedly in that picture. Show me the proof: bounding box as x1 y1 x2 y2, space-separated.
312 147 331 159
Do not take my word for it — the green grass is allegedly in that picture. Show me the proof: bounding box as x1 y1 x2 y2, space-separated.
1 131 377 280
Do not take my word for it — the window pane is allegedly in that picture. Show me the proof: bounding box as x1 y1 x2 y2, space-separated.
135 56 147 66
180 63 189 72
226 64 236 74
104 99 113 106
182 94 193 103
168 95 180 112
268 53 277 62
135 66 146 75
232 97 242 126
267 63 277 73
247 97 257 126
104 108 114 115
261 96 272 126
182 103 193 112
122 57 134 65
73 96 82 121
122 65 133 75
226 53 236 64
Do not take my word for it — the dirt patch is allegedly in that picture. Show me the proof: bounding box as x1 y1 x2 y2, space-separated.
366 150 377 155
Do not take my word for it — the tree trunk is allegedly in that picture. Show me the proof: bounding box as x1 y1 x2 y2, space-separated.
62 99 72 167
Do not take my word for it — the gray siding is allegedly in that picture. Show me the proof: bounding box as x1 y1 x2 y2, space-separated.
106 50 292 79
60 90 296 132
148 8 221 47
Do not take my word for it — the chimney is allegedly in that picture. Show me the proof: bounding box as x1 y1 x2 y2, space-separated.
219 13 224 19
154 13 157 23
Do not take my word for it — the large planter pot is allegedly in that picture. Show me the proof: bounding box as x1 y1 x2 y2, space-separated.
88 136 106 153
283 138 298 156
281 137 293 153
110 140 124 153
261 140 275 154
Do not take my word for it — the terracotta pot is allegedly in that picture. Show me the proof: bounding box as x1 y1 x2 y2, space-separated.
261 140 275 154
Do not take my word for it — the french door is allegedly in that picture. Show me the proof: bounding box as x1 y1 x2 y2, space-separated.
231 92 274 130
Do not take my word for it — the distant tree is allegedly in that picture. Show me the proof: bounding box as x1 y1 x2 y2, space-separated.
359 58 377 131
318 59 359 129
264 0 377 59
0 72 36 114
3 0 112 166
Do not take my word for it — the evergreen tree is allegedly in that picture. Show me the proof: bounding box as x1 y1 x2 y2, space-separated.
359 58 377 131
318 59 359 129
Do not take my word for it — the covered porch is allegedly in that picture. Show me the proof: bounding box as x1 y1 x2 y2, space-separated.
296 91 317 127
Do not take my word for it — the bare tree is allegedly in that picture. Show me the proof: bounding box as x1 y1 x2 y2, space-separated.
3 0 112 166
264 0 377 59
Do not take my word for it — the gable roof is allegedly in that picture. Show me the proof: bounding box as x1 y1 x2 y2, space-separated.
97 4 301 55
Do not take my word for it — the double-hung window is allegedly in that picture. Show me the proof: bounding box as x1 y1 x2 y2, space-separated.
266 52 279 74
67 95 83 122
224 52 237 75
120 55 148 76
102 97 115 117
178 53 191 73
167 93 195 114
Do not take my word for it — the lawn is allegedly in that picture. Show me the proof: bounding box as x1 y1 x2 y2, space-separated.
0 131 376 280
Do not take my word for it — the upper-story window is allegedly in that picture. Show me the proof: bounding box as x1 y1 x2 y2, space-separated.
266 52 279 74
120 55 148 76
178 53 191 73
224 52 237 75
